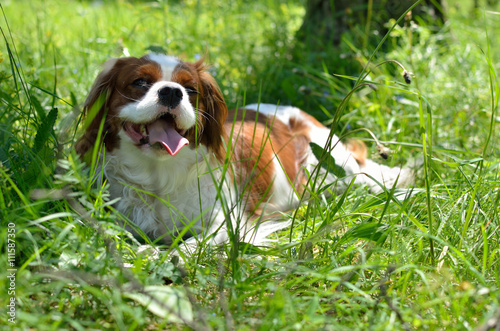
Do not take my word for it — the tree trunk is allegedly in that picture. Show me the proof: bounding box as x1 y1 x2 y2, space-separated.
298 0 444 47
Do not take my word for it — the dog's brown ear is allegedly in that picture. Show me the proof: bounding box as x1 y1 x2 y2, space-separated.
195 59 228 161
75 58 120 159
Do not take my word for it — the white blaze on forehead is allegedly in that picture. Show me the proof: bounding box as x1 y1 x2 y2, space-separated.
146 53 180 81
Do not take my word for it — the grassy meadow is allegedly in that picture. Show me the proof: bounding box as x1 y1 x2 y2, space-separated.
1 0 500 329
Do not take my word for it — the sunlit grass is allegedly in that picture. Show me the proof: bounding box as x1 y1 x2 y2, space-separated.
1 0 499 329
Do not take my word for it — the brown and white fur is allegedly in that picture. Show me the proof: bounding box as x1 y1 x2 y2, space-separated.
76 53 411 247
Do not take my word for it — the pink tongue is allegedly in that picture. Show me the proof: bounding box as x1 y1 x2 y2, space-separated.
147 119 189 156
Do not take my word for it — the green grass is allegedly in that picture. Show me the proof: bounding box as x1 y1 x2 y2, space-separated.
1 0 500 329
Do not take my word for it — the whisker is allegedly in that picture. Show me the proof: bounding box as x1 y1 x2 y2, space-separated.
195 117 205 136
117 90 141 102
195 108 219 125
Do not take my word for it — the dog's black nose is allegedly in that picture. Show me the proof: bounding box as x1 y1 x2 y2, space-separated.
158 86 183 109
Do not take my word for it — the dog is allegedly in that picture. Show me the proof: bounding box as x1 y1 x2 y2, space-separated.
76 53 412 248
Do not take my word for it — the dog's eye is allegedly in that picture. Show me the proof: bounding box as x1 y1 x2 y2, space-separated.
132 78 151 89
185 87 199 96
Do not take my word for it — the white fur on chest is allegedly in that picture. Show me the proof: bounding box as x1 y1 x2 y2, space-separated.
102 142 223 244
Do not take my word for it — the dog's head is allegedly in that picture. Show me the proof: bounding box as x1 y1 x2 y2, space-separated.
76 53 228 161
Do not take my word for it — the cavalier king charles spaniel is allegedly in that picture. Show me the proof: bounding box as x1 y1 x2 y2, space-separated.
76 53 412 248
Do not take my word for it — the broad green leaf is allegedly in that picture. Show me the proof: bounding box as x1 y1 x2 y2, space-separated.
124 285 193 323
310 142 346 178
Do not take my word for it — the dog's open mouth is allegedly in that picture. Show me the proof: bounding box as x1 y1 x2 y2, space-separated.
123 113 189 156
